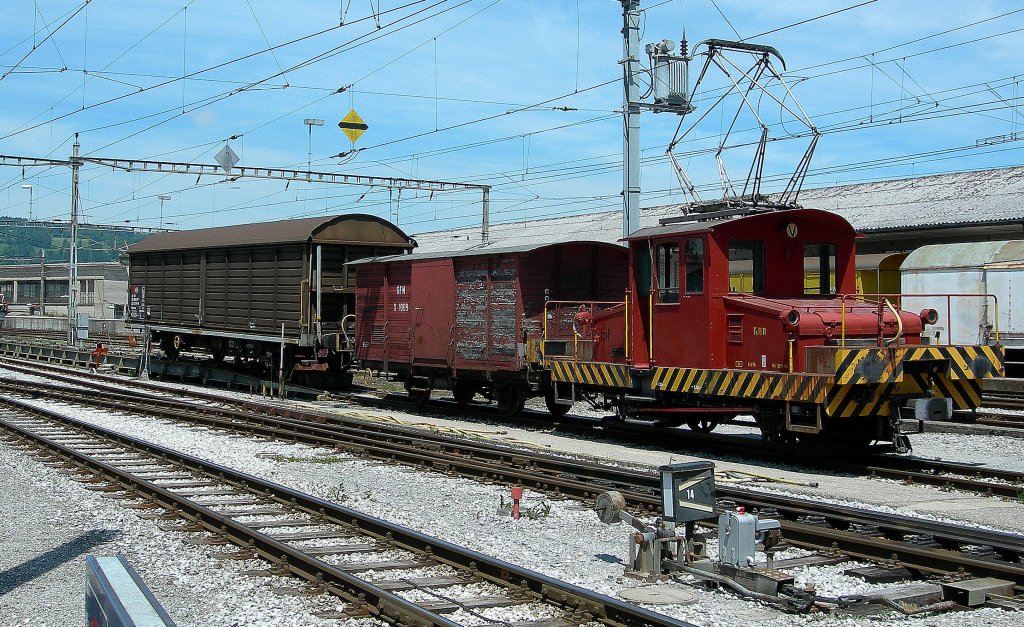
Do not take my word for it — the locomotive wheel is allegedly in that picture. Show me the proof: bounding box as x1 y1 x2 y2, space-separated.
686 415 719 433
754 410 791 443
544 388 571 418
451 381 477 406
495 384 527 417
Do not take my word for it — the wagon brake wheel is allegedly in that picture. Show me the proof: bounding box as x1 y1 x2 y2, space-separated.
686 414 719 433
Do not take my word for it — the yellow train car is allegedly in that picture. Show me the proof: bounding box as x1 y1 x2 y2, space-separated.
730 252 907 295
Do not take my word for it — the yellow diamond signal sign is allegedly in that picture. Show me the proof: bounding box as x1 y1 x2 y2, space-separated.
338 109 368 143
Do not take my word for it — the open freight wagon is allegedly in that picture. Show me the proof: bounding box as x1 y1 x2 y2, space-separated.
353 241 629 414
127 214 415 383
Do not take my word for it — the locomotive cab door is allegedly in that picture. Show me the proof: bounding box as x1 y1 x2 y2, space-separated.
630 236 709 369
651 236 709 368
630 241 654 368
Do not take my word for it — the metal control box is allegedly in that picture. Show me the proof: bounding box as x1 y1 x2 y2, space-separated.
718 509 758 568
658 461 716 524
718 509 783 569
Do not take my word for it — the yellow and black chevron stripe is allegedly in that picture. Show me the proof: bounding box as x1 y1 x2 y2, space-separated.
827 371 985 417
650 367 830 404
548 360 630 388
834 345 1004 385
826 384 889 417
935 379 982 409
897 370 982 409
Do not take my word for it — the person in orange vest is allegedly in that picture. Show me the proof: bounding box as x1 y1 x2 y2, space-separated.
91 342 108 371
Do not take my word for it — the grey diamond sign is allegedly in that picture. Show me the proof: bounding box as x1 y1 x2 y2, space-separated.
215 144 240 173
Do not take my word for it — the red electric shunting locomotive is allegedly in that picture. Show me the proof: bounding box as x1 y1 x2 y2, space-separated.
354 207 1005 448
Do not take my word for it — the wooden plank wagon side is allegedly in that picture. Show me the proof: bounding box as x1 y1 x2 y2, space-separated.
353 241 628 414
127 214 414 384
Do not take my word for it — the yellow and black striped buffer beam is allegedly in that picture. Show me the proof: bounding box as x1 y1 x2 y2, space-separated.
896 371 982 410
548 360 630 388
834 345 1004 385
650 367 829 404
826 384 889 418
826 376 983 417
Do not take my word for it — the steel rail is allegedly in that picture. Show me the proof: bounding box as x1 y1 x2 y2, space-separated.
9 360 1022 501
0 394 691 627
2 374 1023 589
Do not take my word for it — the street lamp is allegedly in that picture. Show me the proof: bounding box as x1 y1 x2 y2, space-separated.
158 195 171 228
21 184 32 220
303 118 324 178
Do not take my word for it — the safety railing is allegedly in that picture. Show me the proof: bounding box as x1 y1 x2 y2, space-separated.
542 299 625 361
838 293 998 348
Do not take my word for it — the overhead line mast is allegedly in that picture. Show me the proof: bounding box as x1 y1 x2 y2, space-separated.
1 145 493 346
615 2 819 231
619 0 642 238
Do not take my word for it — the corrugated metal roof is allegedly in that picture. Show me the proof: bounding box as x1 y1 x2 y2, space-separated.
410 166 1024 253
413 211 625 254
128 213 414 253
794 167 1024 232
348 240 626 266
902 240 1024 271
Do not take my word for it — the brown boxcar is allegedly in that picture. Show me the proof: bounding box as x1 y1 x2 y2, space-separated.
127 214 414 378
353 241 629 415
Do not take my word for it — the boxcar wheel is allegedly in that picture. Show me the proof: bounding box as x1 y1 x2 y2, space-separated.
404 380 431 405
210 344 226 364
162 335 182 361
451 382 477 406
544 388 571 418
495 384 527 417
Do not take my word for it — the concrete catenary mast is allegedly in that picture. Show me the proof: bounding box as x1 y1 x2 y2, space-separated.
618 0 642 238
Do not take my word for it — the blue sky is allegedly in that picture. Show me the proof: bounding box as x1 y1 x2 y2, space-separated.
1 1 1023 238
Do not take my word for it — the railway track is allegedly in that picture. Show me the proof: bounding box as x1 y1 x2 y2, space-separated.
982 393 1024 412
0 395 685 627
1 368 1023 594
0 326 137 351
3 355 1023 501
981 377 1024 412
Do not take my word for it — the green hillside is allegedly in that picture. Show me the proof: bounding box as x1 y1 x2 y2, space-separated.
0 219 149 264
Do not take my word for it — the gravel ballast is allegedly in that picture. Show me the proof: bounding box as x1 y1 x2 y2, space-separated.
2 367 1023 626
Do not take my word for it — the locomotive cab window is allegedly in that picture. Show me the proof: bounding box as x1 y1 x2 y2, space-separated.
728 240 765 293
656 242 680 303
804 243 837 295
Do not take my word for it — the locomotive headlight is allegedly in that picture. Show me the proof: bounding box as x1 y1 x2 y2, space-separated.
919 308 939 326
785 309 801 326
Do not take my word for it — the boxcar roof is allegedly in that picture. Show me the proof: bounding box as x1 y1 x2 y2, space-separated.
348 240 627 265
902 239 1024 271
127 214 415 253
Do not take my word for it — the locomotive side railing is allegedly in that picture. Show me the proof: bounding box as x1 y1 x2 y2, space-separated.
542 299 625 361
838 293 998 348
